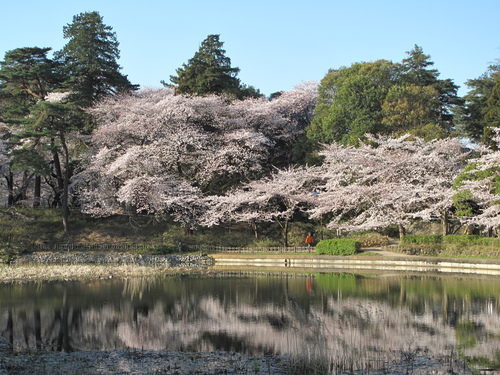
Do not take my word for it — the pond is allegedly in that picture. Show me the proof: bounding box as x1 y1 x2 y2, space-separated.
1 271 499 372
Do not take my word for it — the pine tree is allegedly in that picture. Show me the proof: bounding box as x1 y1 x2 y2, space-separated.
401 45 462 133
0 47 62 206
167 34 259 98
55 11 137 107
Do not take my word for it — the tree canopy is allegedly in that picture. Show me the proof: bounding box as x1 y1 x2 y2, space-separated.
455 61 500 145
166 34 261 99
0 11 136 233
308 135 469 237
4 15 500 238
308 45 462 145
55 11 138 107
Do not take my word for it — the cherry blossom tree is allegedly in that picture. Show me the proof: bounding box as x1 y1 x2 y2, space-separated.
77 88 214 225
77 86 316 229
454 128 500 233
199 192 268 239
308 134 469 238
202 166 321 246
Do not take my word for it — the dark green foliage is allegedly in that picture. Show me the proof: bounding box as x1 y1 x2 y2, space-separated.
55 11 138 107
139 245 178 255
315 239 360 255
485 74 500 133
402 234 443 244
455 61 500 144
167 34 260 99
309 45 461 145
0 47 62 109
0 47 65 207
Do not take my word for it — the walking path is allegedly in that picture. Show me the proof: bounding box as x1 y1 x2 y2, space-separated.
211 248 500 275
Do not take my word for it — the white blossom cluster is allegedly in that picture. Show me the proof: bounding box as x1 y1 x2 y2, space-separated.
76 84 317 231
37 82 500 235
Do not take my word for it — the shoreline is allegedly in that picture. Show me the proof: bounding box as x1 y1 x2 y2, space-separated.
0 253 480 374
0 263 216 283
3 251 500 282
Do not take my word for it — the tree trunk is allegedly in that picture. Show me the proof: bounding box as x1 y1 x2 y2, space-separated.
276 219 289 247
442 209 449 236
34 309 42 350
283 219 289 248
19 170 28 202
5 171 14 207
33 175 41 208
251 220 259 239
60 132 70 234
398 224 406 240
51 139 64 208
7 309 13 349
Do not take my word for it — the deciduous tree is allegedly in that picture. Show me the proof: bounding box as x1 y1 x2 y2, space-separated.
203 167 321 246
310 46 461 145
381 84 442 139
77 86 315 230
308 60 397 145
454 128 500 233
308 134 469 238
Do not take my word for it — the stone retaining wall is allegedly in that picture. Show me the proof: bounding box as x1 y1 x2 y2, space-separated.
12 252 214 267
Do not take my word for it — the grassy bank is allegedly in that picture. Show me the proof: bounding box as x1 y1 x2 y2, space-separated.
0 208 317 263
396 234 500 258
2 209 498 263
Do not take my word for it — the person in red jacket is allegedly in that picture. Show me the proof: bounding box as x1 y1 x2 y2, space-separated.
305 233 314 247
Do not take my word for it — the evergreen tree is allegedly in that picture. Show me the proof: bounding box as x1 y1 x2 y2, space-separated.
167 34 260 99
26 100 84 233
400 45 439 86
0 47 61 118
401 45 462 134
456 61 500 144
381 84 443 140
55 11 137 107
0 47 62 206
485 75 500 129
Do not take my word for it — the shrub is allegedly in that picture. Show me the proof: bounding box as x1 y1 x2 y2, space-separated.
139 245 178 255
443 235 500 246
349 232 391 247
402 234 443 245
316 239 360 256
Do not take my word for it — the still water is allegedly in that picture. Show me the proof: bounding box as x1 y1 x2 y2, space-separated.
1 271 500 370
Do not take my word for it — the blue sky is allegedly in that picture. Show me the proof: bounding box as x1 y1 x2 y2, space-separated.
1 0 499 96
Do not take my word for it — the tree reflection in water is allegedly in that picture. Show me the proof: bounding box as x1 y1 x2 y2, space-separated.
1 272 499 371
